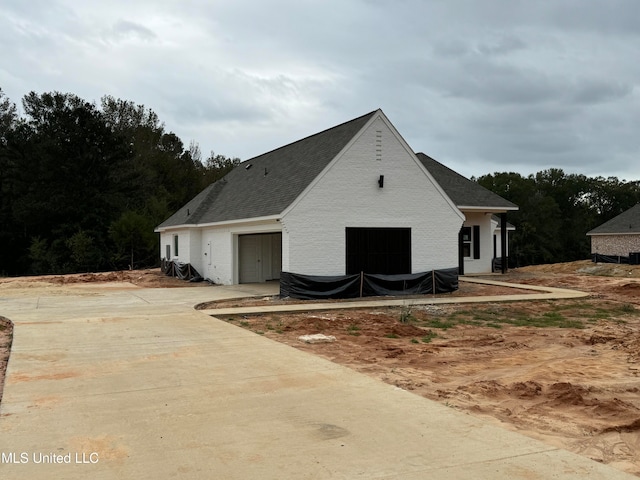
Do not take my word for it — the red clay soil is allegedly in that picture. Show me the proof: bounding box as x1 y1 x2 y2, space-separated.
0 317 13 405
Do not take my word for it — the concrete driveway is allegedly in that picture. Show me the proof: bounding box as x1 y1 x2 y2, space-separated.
0 282 635 479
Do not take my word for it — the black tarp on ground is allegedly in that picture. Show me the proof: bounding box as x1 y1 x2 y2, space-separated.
362 272 433 296
280 271 361 299
280 268 459 299
592 253 630 264
434 267 459 293
160 259 203 281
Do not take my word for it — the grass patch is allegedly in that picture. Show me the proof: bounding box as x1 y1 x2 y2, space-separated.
420 318 457 330
617 303 637 315
414 302 595 330
385 333 399 339
422 332 437 343
346 324 361 336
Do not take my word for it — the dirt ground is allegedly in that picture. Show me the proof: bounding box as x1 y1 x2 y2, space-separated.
2 262 640 476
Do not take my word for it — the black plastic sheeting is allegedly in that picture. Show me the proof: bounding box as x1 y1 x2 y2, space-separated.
434 267 459 293
160 259 203 282
280 268 458 300
280 272 361 299
592 253 630 265
362 272 433 296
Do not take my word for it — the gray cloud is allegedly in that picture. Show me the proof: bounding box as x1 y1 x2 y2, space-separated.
109 20 157 43
0 0 638 181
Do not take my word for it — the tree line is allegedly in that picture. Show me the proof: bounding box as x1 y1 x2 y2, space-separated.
476 169 640 267
0 89 239 275
2 88 639 276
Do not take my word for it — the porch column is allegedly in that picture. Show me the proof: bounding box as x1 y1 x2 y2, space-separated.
500 212 507 274
458 227 465 275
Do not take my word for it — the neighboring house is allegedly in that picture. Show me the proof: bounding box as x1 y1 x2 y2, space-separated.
417 154 518 274
587 203 640 261
155 109 517 284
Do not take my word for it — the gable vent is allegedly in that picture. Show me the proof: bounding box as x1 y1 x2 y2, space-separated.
376 130 382 161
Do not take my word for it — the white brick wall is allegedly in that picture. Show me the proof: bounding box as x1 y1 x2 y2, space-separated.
199 221 281 285
159 228 203 273
461 211 494 274
160 230 191 262
199 228 232 284
161 221 281 285
281 115 464 276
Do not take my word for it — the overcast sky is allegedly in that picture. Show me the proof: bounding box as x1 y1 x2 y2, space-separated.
2 0 639 180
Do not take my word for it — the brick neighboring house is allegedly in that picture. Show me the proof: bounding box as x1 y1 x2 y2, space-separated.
155 109 517 285
587 203 640 260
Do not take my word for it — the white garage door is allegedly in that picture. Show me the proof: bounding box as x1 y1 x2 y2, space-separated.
239 233 282 283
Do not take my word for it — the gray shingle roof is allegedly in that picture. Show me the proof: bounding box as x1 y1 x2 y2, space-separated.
587 203 640 235
417 153 518 210
157 110 377 228
157 112 519 230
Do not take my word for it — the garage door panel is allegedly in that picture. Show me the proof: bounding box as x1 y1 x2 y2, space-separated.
239 233 282 283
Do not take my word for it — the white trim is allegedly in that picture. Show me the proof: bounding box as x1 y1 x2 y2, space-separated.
458 206 519 212
155 215 281 233
587 232 640 236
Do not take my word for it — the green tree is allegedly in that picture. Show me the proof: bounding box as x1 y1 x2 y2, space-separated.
66 230 100 272
0 89 19 274
109 210 157 269
202 152 241 185
0 89 240 275
9 91 134 273
477 169 640 267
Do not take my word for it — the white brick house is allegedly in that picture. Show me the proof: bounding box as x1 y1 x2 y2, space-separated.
155 110 517 284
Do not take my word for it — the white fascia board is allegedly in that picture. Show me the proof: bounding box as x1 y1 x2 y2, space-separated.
587 231 640 236
155 215 281 232
458 206 519 213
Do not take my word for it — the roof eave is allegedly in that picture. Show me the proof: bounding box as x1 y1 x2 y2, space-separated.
587 231 640 236
458 206 519 212
155 214 282 232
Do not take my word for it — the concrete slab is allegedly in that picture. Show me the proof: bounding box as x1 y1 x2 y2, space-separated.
200 277 590 316
0 282 633 479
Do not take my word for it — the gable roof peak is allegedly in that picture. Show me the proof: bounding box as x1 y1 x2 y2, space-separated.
156 109 378 229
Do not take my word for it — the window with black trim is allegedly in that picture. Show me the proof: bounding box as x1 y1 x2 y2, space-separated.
173 235 179 257
461 227 472 258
